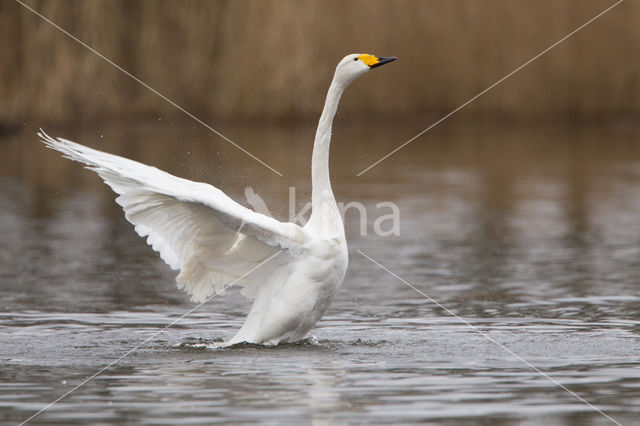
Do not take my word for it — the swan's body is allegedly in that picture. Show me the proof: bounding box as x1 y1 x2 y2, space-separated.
40 53 395 346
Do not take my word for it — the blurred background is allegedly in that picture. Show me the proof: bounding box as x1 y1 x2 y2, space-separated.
2 1 640 424
1 0 639 125
2 0 639 202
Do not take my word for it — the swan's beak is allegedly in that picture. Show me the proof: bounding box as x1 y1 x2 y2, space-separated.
358 54 397 69
369 56 397 69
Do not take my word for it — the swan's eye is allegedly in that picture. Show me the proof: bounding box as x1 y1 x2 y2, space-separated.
353 57 359 62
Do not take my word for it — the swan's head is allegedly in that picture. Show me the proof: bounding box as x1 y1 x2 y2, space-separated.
334 53 397 87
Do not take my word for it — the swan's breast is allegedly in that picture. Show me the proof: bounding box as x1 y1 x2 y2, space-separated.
302 237 348 285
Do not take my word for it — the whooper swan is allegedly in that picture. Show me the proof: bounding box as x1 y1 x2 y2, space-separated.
40 53 396 346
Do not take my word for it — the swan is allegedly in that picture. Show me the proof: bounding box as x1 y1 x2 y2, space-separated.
39 53 396 346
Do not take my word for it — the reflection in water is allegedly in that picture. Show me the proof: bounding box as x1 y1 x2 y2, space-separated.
1 121 639 424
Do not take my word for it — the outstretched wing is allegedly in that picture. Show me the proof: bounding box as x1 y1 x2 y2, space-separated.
40 130 304 302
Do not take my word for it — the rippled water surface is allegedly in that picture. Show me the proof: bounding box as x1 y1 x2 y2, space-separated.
1 121 639 425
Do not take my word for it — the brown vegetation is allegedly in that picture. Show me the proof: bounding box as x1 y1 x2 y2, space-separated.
2 0 638 125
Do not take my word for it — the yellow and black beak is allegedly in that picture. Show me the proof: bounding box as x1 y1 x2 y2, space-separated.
370 56 397 68
358 54 397 69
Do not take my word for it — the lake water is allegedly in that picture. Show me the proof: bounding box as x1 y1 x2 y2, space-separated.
1 120 639 425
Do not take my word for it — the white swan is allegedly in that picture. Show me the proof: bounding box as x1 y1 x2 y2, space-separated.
40 53 396 346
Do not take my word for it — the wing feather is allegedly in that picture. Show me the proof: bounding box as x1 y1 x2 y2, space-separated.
40 130 301 302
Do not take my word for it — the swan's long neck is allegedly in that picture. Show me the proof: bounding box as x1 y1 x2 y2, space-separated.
308 77 346 230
